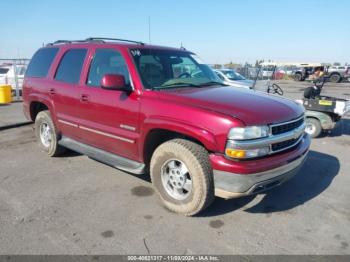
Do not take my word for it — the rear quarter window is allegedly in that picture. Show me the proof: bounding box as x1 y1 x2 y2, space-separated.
25 48 59 78
54 49 87 84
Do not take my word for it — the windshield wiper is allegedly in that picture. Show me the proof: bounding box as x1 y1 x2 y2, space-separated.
155 82 202 89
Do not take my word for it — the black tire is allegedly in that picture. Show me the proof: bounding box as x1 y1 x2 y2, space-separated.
294 73 302 81
329 74 341 83
34 110 65 156
150 139 214 216
305 118 322 138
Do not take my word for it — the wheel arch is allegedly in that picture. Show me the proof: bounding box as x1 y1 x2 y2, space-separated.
141 123 218 168
29 101 50 121
28 93 56 122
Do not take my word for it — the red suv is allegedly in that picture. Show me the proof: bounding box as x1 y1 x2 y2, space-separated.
23 38 310 216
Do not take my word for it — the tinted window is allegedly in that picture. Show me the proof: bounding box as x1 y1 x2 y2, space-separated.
0 68 9 75
25 48 58 78
55 49 87 84
87 49 130 87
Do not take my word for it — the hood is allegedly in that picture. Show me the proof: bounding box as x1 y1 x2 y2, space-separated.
157 86 304 126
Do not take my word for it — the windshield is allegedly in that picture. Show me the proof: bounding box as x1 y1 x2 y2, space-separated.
0 68 9 75
221 70 245 81
130 48 223 89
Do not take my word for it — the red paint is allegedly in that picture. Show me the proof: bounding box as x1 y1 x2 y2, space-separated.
101 74 126 89
23 41 309 175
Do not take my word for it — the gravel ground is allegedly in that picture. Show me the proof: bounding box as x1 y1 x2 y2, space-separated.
0 80 349 255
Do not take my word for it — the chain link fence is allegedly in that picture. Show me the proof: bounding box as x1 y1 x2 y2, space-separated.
210 64 297 81
0 58 30 101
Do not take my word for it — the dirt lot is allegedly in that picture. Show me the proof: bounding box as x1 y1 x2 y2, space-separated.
0 80 349 255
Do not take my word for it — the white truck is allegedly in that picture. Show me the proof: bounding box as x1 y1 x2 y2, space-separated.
0 64 27 95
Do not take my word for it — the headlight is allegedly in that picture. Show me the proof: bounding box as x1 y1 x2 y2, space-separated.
228 126 269 140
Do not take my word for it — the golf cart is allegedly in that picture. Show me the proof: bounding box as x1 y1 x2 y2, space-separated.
300 78 350 138
252 62 350 138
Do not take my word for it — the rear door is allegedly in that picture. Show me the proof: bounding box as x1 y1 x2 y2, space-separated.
77 47 140 160
50 48 88 141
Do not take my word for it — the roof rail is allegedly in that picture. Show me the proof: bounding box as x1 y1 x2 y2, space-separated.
46 37 145 47
46 40 87 46
85 37 144 45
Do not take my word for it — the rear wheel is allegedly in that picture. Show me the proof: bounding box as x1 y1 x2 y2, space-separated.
305 118 322 138
150 139 214 216
34 110 65 156
329 74 341 83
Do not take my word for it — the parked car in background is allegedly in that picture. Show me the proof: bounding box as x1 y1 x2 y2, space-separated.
347 66 350 82
214 69 254 89
293 64 349 83
293 64 323 82
0 64 27 94
327 66 350 83
261 67 274 79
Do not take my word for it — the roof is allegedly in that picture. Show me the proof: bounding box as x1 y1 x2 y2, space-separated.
44 37 187 52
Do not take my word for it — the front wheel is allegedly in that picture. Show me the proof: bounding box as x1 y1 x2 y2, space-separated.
305 118 322 138
150 139 214 216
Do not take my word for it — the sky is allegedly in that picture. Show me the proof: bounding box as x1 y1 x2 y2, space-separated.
0 0 349 64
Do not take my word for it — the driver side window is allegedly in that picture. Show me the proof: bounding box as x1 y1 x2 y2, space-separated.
87 48 130 87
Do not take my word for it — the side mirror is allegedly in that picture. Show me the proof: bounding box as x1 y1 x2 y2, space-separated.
101 74 128 91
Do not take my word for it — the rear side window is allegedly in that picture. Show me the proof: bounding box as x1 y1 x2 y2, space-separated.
54 49 87 84
25 48 58 78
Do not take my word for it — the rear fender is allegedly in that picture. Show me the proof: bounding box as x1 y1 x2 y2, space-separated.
28 94 57 123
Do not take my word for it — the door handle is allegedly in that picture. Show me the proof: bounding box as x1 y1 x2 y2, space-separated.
80 94 89 102
49 88 56 95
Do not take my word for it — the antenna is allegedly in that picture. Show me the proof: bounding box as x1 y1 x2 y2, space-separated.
180 42 186 50
148 16 151 44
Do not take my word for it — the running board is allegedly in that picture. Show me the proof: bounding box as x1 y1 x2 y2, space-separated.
58 136 145 174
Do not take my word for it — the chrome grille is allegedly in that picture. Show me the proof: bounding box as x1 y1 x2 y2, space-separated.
269 115 305 153
271 116 304 135
271 136 302 152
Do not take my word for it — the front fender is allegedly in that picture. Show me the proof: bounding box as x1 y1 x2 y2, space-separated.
306 111 334 130
140 117 219 154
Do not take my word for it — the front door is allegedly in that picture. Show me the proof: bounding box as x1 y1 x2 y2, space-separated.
77 48 141 161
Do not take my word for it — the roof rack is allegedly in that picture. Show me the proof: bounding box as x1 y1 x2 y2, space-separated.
85 37 144 45
46 40 87 46
46 37 144 46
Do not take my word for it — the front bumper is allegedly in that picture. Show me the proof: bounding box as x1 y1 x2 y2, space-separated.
213 134 310 199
